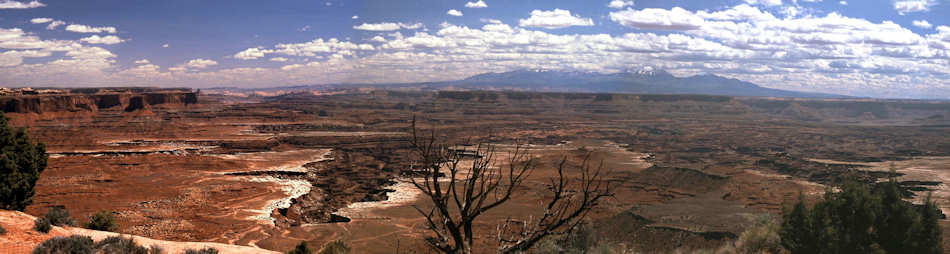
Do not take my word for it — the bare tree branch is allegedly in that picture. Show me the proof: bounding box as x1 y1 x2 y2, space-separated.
407 118 612 254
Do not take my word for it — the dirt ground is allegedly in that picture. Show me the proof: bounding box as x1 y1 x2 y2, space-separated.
3 90 950 253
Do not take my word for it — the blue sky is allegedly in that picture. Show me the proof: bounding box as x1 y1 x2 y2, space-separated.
1 0 949 98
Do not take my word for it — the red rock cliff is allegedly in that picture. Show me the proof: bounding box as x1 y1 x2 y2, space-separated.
0 92 198 114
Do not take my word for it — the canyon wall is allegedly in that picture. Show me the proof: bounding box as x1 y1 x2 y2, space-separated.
0 92 197 114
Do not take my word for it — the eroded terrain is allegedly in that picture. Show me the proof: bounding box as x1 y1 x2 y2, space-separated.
7 90 950 253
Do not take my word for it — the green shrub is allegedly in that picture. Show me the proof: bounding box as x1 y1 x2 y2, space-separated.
0 224 6 235
287 241 314 254
85 210 118 232
780 179 943 254
318 240 350 254
95 236 149 254
31 235 164 254
734 215 784 254
44 206 76 227
184 247 220 254
34 217 52 233
32 235 94 254
0 113 48 211
148 245 164 254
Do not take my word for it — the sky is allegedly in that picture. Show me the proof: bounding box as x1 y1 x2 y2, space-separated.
1 0 950 98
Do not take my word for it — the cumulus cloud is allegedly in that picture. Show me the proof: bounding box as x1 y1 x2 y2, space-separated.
0 26 118 80
233 47 273 60
30 18 64 30
447 9 463 16
894 0 937 14
370 35 387 42
134 59 150 64
744 0 782 6
607 0 634 9
913 20 932 29
162 44 169 48
234 38 374 61
269 57 288 62
79 35 124 45
46 21 65 30
353 22 423 31
5 3 950 99
839 1 847 5
0 0 44 9
0 50 50 67
30 17 52 24
170 58 217 72
65 24 117 34
519 9 594 29
465 0 487 8
352 15 359 19
609 7 704 30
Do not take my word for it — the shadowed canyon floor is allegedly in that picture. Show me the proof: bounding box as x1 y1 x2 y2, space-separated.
3 90 950 253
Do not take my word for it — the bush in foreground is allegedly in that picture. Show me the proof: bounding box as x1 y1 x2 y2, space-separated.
733 215 783 254
318 240 350 254
33 217 51 233
44 206 76 227
95 236 150 254
32 235 95 254
85 210 119 232
0 224 6 235
287 241 314 254
0 112 48 211
32 234 163 254
780 179 943 254
184 247 220 254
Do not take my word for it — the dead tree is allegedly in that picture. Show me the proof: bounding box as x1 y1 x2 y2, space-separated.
407 119 612 254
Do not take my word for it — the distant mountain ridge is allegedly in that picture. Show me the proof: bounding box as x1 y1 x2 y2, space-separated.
444 69 844 98
205 69 847 99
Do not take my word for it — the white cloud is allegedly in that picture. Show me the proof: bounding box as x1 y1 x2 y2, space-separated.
5 3 950 99
30 18 64 30
913 20 933 29
401 23 423 29
30 17 52 24
352 15 359 19
298 25 311 32
839 1 847 5
447 9 463 16
178 58 217 70
79 35 124 45
134 59 150 64
0 0 44 9
480 18 502 24
894 0 937 14
607 0 634 9
353 22 422 31
269 57 288 62
65 24 117 34
370 35 387 42
743 0 782 6
46 21 64 30
518 9 594 29
233 47 273 60
0 50 50 67
609 7 704 30
465 0 487 8
234 38 375 61
161 44 169 48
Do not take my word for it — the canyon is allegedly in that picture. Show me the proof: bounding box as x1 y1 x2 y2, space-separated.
3 88 950 253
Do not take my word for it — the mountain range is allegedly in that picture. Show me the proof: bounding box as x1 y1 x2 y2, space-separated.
209 69 847 98
436 69 844 98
